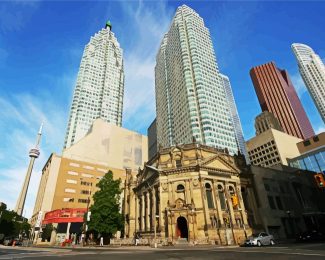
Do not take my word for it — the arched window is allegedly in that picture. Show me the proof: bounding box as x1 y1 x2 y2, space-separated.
218 184 226 210
177 184 185 191
205 183 214 209
176 184 185 200
228 185 235 195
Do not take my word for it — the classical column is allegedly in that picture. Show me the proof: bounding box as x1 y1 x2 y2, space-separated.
141 194 145 231
226 189 236 226
185 180 191 204
151 188 156 231
146 192 150 231
236 185 248 225
134 195 138 234
199 176 209 237
212 180 224 226
168 182 172 204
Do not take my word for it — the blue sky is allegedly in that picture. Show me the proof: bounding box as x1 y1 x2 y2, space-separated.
0 0 324 217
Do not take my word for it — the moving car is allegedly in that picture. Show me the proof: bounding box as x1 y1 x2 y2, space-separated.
296 230 325 243
244 232 275 246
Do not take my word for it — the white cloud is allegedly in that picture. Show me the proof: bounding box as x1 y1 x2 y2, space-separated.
0 91 68 218
316 125 325 134
119 0 173 133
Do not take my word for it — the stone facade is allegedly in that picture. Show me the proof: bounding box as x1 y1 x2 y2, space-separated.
240 165 325 239
123 143 252 245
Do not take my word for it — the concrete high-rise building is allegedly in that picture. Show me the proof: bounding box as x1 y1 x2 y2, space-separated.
250 61 314 140
15 124 43 216
155 5 238 154
247 112 302 168
64 21 124 148
292 43 325 123
30 119 148 241
246 128 302 168
220 74 249 162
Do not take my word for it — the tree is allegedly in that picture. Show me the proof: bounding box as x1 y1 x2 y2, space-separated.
88 171 123 241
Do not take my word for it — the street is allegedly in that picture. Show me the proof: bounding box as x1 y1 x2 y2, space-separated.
1 243 325 259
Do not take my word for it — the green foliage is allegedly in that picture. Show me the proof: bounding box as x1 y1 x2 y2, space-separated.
0 208 30 237
88 171 123 236
41 224 53 242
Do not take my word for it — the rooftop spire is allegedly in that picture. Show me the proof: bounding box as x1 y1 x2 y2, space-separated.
105 20 112 30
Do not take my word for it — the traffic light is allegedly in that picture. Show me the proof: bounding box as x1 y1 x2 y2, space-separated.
231 195 239 208
314 173 325 188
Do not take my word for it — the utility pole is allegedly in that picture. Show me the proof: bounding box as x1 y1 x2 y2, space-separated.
15 124 43 216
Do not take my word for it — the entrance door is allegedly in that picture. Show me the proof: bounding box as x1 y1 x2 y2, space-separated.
177 217 188 240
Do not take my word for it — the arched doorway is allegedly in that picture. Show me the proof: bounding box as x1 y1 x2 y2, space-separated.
176 216 188 240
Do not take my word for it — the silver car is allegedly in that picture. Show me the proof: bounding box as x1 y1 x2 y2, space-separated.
244 232 275 246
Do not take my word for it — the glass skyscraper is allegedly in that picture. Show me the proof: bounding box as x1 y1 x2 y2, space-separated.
64 21 124 148
155 5 238 154
292 43 325 123
220 74 249 162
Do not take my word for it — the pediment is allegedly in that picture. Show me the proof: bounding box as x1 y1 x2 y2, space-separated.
202 155 240 173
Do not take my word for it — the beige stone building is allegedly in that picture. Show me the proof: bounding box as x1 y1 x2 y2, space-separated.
246 128 302 168
240 165 325 239
123 143 252 245
30 119 148 235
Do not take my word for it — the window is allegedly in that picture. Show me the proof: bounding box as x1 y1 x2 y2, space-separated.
78 199 88 204
267 196 276 209
275 196 283 210
82 173 93 178
176 159 182 168
67 171 78 176
63 198 74 202
205 183 214 209
303 140 311 146
176 184 185 200
69 162 80 167
218 185 226 210
65 188 76 193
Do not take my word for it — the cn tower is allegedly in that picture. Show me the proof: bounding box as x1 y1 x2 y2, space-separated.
15 124 43 216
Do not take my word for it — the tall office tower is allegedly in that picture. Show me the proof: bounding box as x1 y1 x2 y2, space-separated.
220 74 249 162
250 61 314 140
292 43 325 123
64 21 124 148
155 5 238 154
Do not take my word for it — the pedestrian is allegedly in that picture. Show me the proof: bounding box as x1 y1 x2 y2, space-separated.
100 236 104 247
81 232 85 246
135 232 140 246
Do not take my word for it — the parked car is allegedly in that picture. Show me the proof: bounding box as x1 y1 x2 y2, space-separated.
296 230 325 243
244 232 275 247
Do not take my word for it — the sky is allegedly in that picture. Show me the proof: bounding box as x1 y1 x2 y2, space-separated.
0 0 324 218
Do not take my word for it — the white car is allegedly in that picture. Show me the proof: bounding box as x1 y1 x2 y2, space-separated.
244 232 275 247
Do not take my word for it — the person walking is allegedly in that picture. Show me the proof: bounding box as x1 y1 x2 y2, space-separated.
100 236 104 247
135 232 140 246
